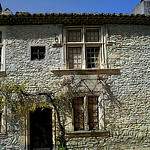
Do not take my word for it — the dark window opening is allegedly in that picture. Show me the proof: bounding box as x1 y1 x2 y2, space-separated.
88 96 99 130
31 46 45 61
86 47 100 68
73 97 84 131
68 30 81 42
86 29 99 42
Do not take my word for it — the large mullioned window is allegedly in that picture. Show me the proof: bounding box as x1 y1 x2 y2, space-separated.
64 27 107 69
73 96 100 131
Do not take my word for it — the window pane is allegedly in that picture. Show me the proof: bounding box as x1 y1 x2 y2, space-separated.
73 97 84 131
88 96 99 130
31 46 45 61
86 29 99 42
68 47 82 69
86 47 100 68
68 30 81 42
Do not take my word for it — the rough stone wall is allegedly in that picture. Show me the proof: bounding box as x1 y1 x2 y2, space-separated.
5 24 63 90
0 24 64 150
132 2 145 15
132 1 150 15
105 24 150 150
0 24 149 150
66 25 150 150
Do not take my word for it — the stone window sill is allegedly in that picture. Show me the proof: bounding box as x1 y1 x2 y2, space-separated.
0 133 8 138
66 130 110 138
51 69 120 75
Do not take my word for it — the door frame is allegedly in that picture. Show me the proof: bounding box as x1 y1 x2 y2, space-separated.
27 106 55 150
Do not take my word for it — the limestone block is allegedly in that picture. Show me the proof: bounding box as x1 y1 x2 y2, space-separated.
140 126 148 131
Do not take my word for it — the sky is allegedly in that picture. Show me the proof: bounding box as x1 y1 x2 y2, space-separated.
0 0 142 14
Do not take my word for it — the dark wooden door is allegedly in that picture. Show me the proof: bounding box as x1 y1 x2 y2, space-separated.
30 108 52 150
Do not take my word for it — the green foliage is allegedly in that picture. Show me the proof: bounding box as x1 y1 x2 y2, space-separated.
59 147 66 150
0 77 48 116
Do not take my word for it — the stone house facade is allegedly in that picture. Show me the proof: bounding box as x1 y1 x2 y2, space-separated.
0 1 149 150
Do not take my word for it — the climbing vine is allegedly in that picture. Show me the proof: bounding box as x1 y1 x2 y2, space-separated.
0 75 120 149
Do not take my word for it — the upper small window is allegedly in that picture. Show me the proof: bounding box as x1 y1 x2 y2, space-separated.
31 46 45 61
86 29 99 42
68 30 81 42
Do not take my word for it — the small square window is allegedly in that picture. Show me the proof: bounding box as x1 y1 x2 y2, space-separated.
31 46 45 61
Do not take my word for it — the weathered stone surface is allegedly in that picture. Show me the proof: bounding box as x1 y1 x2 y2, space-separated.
0 24 149 150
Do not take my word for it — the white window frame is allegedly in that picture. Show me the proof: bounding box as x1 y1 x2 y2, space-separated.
0 27 5 71
63 26 107 69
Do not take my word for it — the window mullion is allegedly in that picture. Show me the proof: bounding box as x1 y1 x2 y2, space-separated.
98 96 101 130
63 27 67 69
99 28 101 68
99 95 105 130
82 27 86 69
84 96 88 131
101 26 107 69
101 28 104 68
104 27 107 65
